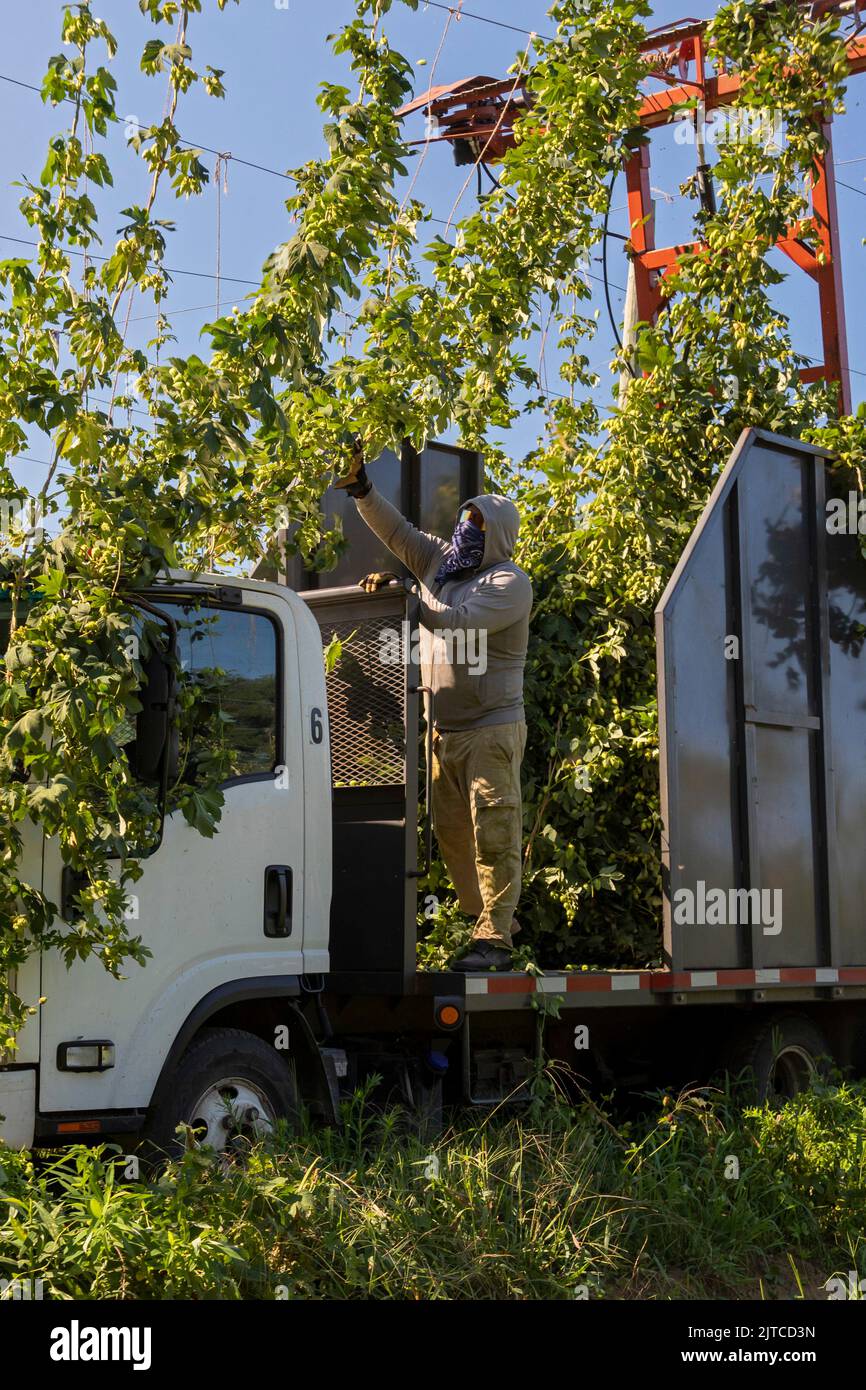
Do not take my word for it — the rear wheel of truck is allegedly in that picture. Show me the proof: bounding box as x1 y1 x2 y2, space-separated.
725 1014 832 1102
142 1026 299 1161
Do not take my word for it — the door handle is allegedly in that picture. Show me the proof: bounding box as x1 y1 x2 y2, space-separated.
264 865 293 938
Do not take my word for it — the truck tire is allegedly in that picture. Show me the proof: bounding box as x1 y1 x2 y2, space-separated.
725 1013 832 1102
142 1026 299 1160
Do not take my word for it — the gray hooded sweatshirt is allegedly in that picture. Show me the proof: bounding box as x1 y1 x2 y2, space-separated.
356 487 532 731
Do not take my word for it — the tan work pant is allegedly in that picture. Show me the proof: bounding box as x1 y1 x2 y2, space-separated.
431 721 527 949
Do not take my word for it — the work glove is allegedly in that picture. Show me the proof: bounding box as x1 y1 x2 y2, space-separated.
333 436 371 498
358 571 399 592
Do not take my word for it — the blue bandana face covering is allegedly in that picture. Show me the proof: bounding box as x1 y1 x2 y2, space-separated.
434 513 485 586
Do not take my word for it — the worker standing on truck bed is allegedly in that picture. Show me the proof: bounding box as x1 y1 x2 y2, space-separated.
336 443 533 972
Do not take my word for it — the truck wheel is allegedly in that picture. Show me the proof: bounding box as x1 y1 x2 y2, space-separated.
142 1027 298 1160
726 1014 831 1102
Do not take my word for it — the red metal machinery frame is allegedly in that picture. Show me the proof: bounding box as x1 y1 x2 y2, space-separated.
398 6 866 415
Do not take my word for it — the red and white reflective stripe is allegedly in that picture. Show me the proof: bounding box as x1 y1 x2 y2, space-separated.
463 965 866 996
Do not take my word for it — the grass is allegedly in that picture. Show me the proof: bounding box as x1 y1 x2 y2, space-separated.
1 1073 864 1300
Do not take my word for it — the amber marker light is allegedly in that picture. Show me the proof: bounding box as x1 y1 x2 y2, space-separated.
436 1002 462 1029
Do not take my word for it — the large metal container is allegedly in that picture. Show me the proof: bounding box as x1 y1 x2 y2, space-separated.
657 426 866 973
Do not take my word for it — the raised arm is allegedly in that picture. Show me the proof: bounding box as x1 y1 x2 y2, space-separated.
355 486 447 585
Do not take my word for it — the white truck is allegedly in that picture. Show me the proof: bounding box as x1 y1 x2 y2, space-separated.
3 428 866 1154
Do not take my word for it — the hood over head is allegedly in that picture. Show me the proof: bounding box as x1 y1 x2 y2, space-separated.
467 494 520 568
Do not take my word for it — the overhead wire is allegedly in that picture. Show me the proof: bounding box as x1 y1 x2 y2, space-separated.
0 72 294 183
0 233 259 286
419 1 555 42
835 176 866 197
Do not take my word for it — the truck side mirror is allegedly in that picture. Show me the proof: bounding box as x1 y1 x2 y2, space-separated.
130 646 178 784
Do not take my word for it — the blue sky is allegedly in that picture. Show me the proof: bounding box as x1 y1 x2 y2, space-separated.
2 0 865 495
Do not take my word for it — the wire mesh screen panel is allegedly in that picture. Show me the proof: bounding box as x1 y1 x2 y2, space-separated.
303 584 419 976
322 614 406 787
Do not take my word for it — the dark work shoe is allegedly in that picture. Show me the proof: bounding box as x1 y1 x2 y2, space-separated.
451 940 513 972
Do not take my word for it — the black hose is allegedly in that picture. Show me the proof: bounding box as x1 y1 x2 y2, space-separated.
602 166 635 376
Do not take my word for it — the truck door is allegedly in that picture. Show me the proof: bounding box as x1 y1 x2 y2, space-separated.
0 594 42 1145
38 586 306 1115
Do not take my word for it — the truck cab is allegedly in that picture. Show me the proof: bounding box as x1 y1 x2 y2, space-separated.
3 574 336 1149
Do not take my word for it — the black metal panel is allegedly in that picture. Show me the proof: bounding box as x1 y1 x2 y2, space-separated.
418 441 479 535
738 445 817 722
330 787 410 972
825 467 866 964
656 462 743 970
321 449 404 589
254 441 482 591
656 428 855 973
303 584 419 979
747 725 820 968
736 447 826 969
